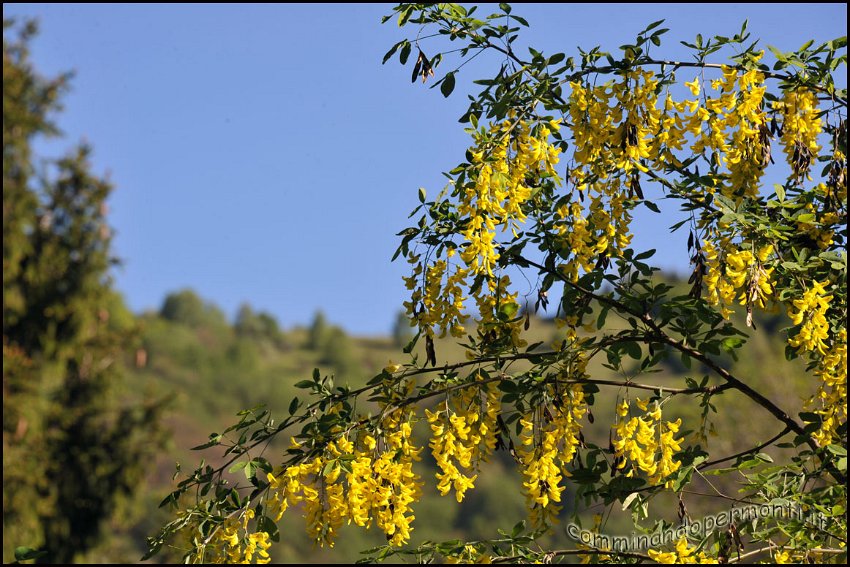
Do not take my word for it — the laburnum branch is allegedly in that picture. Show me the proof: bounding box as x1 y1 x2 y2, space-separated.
513 253 847 486
698 426 792 470
363 538 653 563
728 546 846 564
164 343 725 510
425 10 846 106
491 547 652 563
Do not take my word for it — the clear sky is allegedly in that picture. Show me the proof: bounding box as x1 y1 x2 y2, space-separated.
5 3 847 335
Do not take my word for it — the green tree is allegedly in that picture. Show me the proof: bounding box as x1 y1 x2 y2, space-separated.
391 309 414 348
306 309 329 350
3 19 166 563
235 303 286 348
235 303 264 337
319 326 358 380
149 6 846 564
161 288 228 330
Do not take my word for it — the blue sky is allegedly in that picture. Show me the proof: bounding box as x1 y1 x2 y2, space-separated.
5 3 846 334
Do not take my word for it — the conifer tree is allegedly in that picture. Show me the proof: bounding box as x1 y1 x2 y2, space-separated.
3 19 166 563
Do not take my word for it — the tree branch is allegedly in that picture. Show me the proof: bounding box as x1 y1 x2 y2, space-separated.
514 253 849 486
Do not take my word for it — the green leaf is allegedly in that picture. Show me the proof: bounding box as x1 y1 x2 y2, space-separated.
672 465 695 491
191 434 222 450
294 380 314 389
768 45 787 62
597 306 609 329
440 72 456 97
826 444 847 457
512 15 529 27
548 53 565 66
252 457 273 474
623 341 642 360
403 330 421 354
644 19 665 33
229 461 248 474
383 41 402 65
634 249 656 261
322 460 338 476
643 200 660 213
288 397 299 415
399 41 412 65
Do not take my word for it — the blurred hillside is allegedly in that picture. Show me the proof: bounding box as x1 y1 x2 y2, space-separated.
76 280 812 563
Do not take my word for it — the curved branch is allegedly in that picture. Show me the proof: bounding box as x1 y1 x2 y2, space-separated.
491 547 651 563
514 253 847 485
728 546 846 564
698 426 792 470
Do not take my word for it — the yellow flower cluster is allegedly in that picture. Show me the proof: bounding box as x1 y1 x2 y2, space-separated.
426 407 478 501
573 59 799 204
425 379 500 502
556 202 594 282
720 67 769 199
647 537 717 563
612 399 683 488
727 244 775 313
403 255 469 338
565 72 655 279
787 280 833 355
266 405 423 548
406 63 800 351
460 118 562 277
367 409 423 546
265 442 342 546
570 70 660 181
517 384 587 528
702 239 774 319
554 191 632 282
652 92 690 166
569 80 612 179
611 70 661 175
186 509 272 564
569 62 773 202
243 531 272 564
444 543 493 564
701 238 735 318
809 328 847 447
679 63 770 199
773 89 823 182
